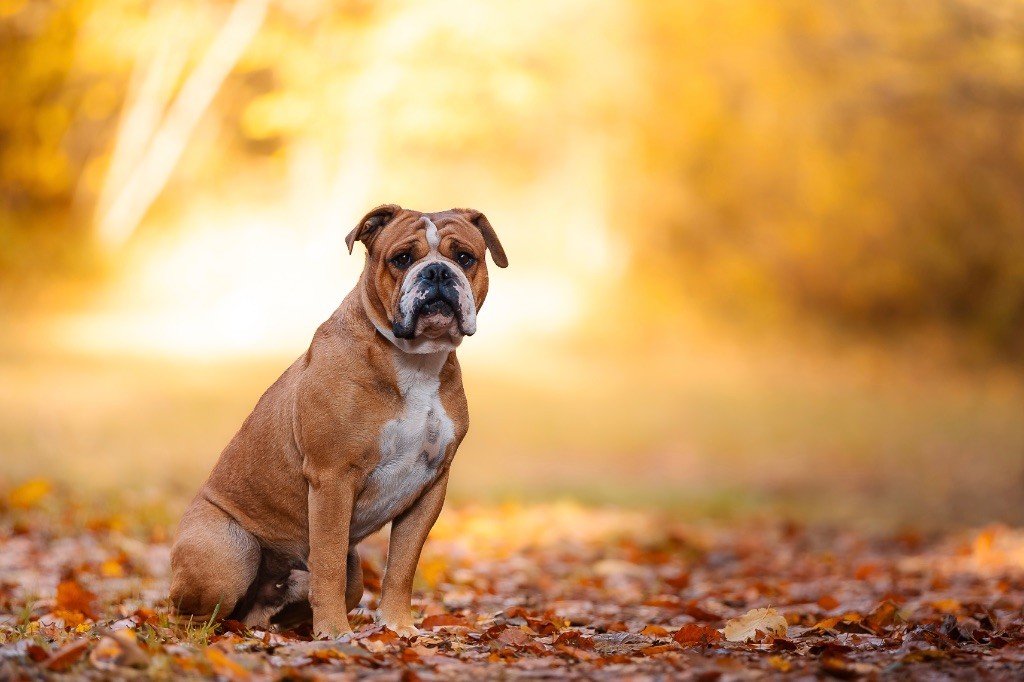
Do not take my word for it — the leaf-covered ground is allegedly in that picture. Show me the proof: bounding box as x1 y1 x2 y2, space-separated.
2 484 1024 680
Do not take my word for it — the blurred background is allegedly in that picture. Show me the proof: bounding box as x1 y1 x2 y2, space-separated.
1 0 1022 529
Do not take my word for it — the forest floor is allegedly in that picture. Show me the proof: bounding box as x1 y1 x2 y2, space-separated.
2 487 1023 680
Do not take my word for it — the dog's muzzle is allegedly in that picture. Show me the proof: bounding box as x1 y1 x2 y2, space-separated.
393 262 474 339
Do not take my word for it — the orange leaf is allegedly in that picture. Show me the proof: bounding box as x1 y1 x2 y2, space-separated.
205 648 251 681
640 644 675 656
865 601 898 632
420 614 470 629
56 579 98 620
672 623 723 647
640 624 670 638
44 640 90 671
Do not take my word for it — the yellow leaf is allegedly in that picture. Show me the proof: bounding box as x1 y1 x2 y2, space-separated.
10 478 51 509
723 607 788 642
100 560 125 578
205 648 251 681
931 599 960 614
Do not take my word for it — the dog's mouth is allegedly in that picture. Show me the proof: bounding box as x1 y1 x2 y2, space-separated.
416 298 457 337
393 293 463 340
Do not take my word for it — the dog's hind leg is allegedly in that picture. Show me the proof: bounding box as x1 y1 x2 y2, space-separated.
346 547 363 612
169 496 259 623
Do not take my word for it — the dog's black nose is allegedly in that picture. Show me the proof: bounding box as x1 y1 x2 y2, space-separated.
419 263 453 284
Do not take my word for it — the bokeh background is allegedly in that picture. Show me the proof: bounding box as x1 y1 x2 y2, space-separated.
2 0 1023 529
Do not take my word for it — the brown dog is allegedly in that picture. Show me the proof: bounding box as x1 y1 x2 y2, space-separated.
169 205 507 637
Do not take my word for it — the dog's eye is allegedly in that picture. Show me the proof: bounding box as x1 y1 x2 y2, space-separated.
456 251 476 268
390 252 412 270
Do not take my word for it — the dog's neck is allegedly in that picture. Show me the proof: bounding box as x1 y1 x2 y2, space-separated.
358 283 461 356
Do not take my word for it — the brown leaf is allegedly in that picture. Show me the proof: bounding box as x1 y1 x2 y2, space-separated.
420 614 470 630
26 644 50 663
664 572 690 590
498 626 535 648
673 623 723 647
56 579 98 621
554 630 595 650
44 639 90 671
864 600 898 633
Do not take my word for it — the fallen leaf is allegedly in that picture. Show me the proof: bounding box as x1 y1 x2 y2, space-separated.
864 601 898 633
56 579 98 621
44 640 90 671
420 614 470 629
724 607 788 642
89 630 149 670
673 623 723 647
89 636 124 671
9 478 51 509
640 624 670 638
205 647 251 680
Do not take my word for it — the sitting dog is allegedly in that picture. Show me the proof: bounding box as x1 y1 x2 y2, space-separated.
169 205 507 636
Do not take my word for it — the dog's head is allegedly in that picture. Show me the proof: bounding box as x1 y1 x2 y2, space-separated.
346 204 508 353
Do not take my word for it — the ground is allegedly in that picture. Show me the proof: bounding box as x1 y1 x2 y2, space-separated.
1 488 1023 680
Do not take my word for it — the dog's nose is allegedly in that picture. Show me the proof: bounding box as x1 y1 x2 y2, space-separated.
419 263 453 284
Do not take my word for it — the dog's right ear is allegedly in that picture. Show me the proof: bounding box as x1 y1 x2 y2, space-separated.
346 204 401 254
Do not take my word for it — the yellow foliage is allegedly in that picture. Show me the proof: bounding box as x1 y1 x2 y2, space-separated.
9 478 51 509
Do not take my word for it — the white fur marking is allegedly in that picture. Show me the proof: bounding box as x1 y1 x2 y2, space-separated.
423 217 440 251
350 351 455 542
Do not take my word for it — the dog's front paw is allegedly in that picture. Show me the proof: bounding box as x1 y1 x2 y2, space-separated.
313 618 353 640
376 612 419 638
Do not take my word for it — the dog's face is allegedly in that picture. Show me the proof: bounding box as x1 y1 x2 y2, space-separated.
346 205 508 351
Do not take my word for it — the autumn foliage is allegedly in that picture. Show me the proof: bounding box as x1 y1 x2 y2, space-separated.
2 489 1024 679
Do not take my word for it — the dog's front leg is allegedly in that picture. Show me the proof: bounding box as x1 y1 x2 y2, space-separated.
378 470 450 636
307 472 357 638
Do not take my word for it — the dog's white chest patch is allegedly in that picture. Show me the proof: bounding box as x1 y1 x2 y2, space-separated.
350 351 454 541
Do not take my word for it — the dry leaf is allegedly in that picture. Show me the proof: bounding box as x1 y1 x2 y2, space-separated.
9 478 51 509
865 600 898 632
640 624 670 638
420 614 469 630
56 579 98 620
724 607 788 642
44 640 90 671
673 623 723 647
205 648 251 680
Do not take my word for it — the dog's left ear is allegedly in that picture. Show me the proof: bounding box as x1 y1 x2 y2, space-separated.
460 209 508 268
346 204 401 254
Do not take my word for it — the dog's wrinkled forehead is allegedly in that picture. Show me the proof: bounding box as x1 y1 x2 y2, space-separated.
345 204 508 268
378 211 483 257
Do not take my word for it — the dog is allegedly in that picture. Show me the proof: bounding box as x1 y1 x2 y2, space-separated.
169 204 507 637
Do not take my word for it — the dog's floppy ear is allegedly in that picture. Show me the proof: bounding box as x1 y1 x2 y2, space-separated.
346 204 401 254
461 209 508 268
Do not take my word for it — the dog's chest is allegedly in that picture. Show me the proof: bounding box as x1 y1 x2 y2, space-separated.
350 353 454 541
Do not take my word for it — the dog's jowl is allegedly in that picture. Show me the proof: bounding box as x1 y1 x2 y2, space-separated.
169 205 507 637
